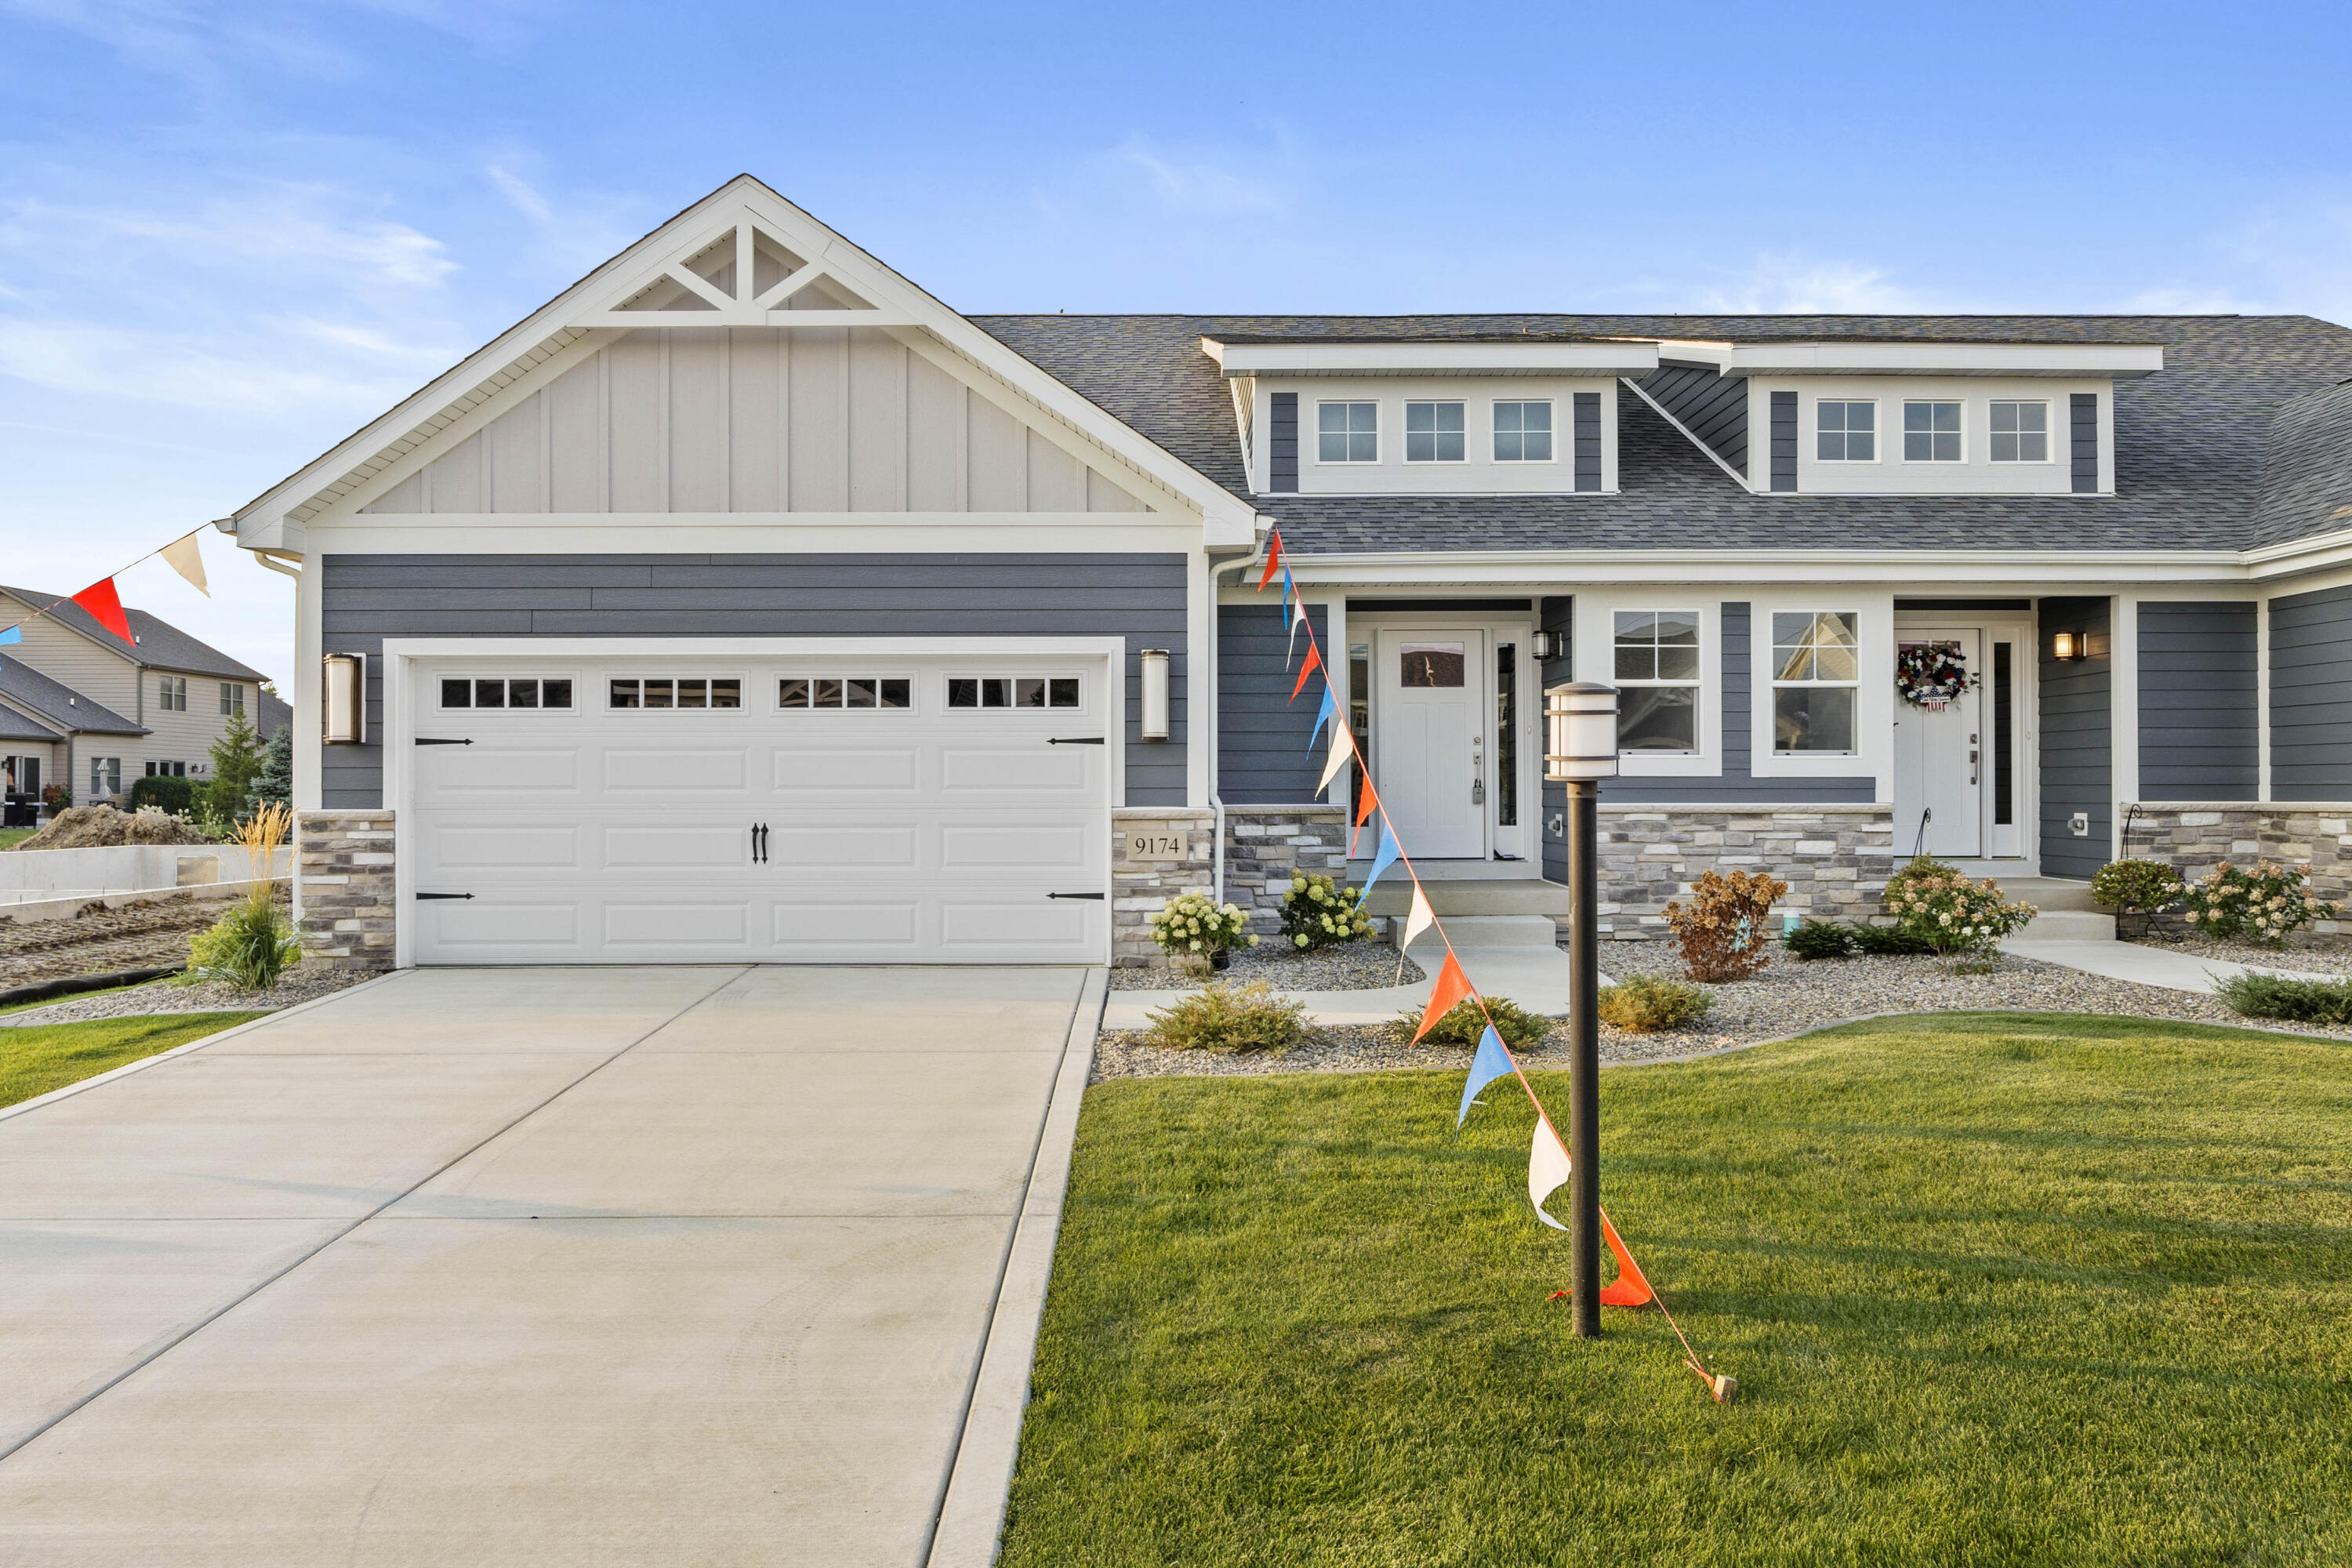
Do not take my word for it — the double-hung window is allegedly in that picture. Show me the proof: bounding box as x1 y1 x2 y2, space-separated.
1403 401 1465 462
89 757 121 798
1989 401 2049 462
1770 612 1859 754
1317 401 1377 463
1493 401 1552 461
218 682 245 717
1613 611 1702 754
157 675 187 712
1903 401 1962 462
1817 400 1875 461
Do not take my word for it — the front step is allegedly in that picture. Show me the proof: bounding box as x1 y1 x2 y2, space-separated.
2013 909 2117 941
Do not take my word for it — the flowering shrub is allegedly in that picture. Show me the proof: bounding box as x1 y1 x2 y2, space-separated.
1664 869 1789 983
2180 860 2340 946
1149 891 1258 974
1280 872 1375 950
1882 855 2038 960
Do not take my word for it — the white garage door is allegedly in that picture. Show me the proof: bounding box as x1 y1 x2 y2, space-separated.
404 655 1110 964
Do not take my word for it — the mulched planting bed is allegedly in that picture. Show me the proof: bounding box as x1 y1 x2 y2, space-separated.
0 895 222 989
1108 940 1425 993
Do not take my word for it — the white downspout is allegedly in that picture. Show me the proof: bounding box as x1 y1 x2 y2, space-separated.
1208 535 1273 904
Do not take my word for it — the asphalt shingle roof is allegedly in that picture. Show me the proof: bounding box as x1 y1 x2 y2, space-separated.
0 658 145 737
0 701 64 743
970 313 2352 554
0 588 266 682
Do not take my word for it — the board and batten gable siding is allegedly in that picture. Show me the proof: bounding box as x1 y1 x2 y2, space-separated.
358 328 1154 517
2038 596 2112 876
1217 602 1330 803
319 553 1188 809
2268 584 2352 799
2136 601 2257 801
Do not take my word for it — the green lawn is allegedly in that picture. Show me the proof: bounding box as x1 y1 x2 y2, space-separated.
0 826 38 850
0 1012 263 1109
1002 1013 2352 1567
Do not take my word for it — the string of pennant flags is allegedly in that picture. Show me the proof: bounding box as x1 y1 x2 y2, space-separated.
0 528 212 650
1257 528 1727 1398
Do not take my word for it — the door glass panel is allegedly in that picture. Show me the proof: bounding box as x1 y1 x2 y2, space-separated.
1495 642 1517 826
1399 641 1465 688
1992 642 2013 826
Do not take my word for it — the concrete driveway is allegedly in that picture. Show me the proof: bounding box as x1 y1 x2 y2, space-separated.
0 964 1101 1567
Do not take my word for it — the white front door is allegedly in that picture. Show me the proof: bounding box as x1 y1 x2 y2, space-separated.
1374 628 1488 859
404 655 1110 964
1893 629 1984 858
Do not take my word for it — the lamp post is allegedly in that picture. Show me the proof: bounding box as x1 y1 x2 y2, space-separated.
1544 681 1620 1339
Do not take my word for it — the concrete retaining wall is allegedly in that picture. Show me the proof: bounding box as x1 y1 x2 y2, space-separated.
0 844 292 906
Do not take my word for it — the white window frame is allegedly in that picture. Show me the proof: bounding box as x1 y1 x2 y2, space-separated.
1581 601 1715 776
1402 400 1467 464
1491 399 1556 463
1988 399 2052 463
218 682 245 717
1315 401 1379 465
1765 610 1863 759
1814 398 1878 463
604 674 750 713
1748 590 1896 781
1901 400 1965 463
89 755 121 798
157 675 187 712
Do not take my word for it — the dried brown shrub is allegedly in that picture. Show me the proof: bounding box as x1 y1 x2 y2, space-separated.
1663 869 1790 982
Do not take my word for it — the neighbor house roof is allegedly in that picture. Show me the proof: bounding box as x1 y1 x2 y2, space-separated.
0 701 63 744
0 587 267 681
256 687 292 739
0 658 146 737
971 313 2352 554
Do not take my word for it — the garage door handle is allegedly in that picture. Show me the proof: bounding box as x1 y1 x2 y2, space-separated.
415 892 474 900
1048 736 1106 746
1047 891 1105 900
751 823 768 864
415 737 473 746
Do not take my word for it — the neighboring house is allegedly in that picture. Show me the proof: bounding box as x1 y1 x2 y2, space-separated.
221 176 2352 971
0 586 270 806
0 655 147 818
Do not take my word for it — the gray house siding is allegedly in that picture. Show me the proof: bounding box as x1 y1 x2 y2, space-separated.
1769 391 1798 492
1573 392 1602 492
1268 392 1298 493
320 552 1189 809
1218 601 1329 804
2069 392 2098 494
1637 365 1748 477
2269 585 2352 799
2137 601 2257 801
2038 596 2113 876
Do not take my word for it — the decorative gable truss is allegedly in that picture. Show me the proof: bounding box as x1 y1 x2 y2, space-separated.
579 218 899 328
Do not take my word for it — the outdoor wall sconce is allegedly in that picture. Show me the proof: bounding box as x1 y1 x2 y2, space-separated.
1530 630 1559 662
2051 631 2080 662
1139 648 1170 740
322 652 366 745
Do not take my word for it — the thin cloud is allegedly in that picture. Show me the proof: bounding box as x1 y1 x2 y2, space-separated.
1691 254 1932 315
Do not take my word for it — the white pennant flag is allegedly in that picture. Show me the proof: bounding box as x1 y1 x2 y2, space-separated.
1400 883 1436 951
158 533 209 597
1317 722 1353 790
1285 587 1307 662
1529 1116 1572 1230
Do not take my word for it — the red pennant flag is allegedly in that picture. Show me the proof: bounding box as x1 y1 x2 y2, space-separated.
1411 949 1475 1043
72 578 134 644
1599 1210 1657 1306
1352 778 1379 855
1290 642 1322 702
1257 529 1284 590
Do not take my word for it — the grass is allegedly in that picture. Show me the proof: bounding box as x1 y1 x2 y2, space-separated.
0 1011 263 1109
1001 1011 2352 1567
0 826 37 850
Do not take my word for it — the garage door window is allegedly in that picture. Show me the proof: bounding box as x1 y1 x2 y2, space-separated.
441 677 573 710
947 677 1080 710
779 677 913 710
608 677 741 710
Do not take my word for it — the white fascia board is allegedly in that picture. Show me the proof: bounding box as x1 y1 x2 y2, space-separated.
380 635 1131 660
307 516 1211 555
1725 342 2165 379
1201 339 1661 379
1279 547 2247 586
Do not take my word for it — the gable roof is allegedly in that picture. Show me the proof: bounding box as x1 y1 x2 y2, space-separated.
0 701 64 744
0 588 265 681
2251 379 2352 551
972 313 2352 554
0 657 146 737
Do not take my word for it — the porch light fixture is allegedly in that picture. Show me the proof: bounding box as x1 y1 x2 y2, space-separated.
1139 648 1171 741
1543 682 1621 782
2051 631 2080 662
1530 630 1559 662
323 652 366 745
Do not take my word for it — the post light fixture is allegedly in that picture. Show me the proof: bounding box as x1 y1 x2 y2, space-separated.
1544 681 1621 782
1139 648 1171 741
322 653 366 746
1542 681 1618 1338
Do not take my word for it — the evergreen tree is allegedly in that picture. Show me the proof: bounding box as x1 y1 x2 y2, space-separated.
250 722 292 814
204 713 264 822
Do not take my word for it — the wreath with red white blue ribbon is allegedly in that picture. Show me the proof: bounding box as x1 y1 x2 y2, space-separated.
1895 642 1976 710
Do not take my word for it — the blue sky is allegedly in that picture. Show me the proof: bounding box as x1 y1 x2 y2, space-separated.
4 0 2349 684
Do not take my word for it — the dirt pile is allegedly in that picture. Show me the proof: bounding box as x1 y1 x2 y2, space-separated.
9 804 214 851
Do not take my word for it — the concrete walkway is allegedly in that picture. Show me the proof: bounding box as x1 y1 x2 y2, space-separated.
2002 937 2340 994
0 964 1101 1567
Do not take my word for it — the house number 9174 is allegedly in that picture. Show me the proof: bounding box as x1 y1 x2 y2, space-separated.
1126 832 1189 861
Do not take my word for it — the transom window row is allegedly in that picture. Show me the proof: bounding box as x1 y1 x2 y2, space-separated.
1815 398 2051 463
441 677 575 710
779 677 912 709
1319 400 1555 463
947 677 1082 710
609 677 741 710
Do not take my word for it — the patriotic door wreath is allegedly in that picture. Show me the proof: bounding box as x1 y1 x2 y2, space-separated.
1895 641 1977 710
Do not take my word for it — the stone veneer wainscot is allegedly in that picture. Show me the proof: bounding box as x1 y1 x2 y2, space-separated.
1222 806 1350 935
295 809 397 969
2122 801 2352 938
1596 804 1896 939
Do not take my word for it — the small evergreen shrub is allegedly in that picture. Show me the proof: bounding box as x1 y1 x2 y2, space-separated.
1882 855 2038 960
2214 971 2352 1025
1849 922 1938 957
1149 891 1257 974
1596 973 1713 1033
1279 872 1375 950
129 775 195 815
1145 979 1311 1053
1664 869 1789 982
1784 920 1857 961
1396 993 1551 1050
2181 860 2340 946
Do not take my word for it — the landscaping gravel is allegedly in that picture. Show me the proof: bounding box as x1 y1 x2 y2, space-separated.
0 965 370 1027
1108 940 1425 993
2129 934 2352 977
1092 942 2352 1081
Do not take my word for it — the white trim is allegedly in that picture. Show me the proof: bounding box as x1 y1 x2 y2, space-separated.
1487 397 1560 466
1898 397 1968 464
1987 397 2056 465
305 517 1206 555
1748 591 1893 785
1283 549 2248 585
1726 342 2163 378
1203 339 1660 378
1400 400 1470 465
1580 596 1719 777
1312 399 1381 465
2112 593 2140 822
2258 596 2274 803
1811 397 1882 464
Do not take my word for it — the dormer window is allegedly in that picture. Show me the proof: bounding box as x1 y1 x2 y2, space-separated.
1903 401 1963 462
1816 400 1876 461
1493 401 1553 462
1990 401 2049 462
1317 401 1378 463
1404 401 1465 463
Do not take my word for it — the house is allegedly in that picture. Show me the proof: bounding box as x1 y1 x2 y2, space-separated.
219 176 2352 971
0 586 272 813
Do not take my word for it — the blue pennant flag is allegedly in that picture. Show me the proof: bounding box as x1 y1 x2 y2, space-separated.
1359 822 1401 902
0 625 18 646
1456 1025 1515 1127
1307 686 1335 753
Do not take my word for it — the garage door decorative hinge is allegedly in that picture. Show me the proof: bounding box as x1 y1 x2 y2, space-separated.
1047 735 1105 746
414 737 473 746
414 891 474 900
1047 891 1105 900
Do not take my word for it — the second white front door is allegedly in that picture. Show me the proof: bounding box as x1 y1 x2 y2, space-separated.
1893 629 1984 858
1374 628 1488 859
